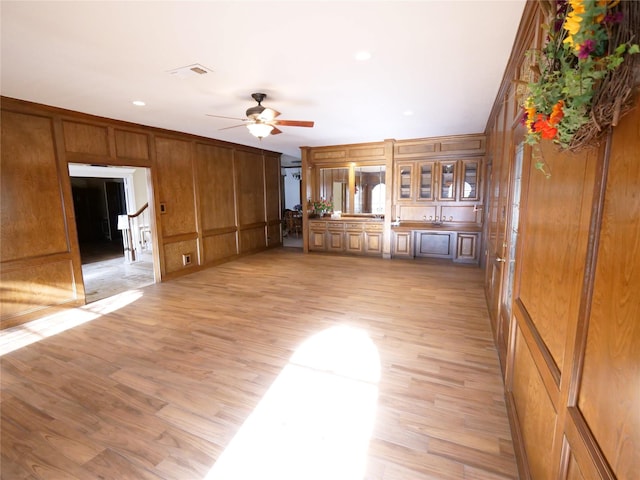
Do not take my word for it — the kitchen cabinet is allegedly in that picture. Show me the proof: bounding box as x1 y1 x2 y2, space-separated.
394 158 481 204
307 219 384 256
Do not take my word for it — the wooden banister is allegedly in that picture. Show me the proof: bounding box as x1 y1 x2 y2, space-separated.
128 202 149 219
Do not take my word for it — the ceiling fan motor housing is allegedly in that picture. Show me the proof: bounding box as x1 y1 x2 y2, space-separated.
246 105 265 119
246 92 267 119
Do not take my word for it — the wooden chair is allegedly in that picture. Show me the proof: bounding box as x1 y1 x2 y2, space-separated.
285 210 302 237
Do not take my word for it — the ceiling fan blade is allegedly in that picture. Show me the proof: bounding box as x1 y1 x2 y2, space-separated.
270 127 283 135
218 124 247 131
206 114 246 121
258 108 281 121
273 120 314 128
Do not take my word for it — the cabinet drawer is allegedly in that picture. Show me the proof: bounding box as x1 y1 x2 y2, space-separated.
364 223 383 232
309 221 326 230
344 223 364 231
327 222 345 231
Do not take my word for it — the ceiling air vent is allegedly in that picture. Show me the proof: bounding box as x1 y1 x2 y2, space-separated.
167 63 213 78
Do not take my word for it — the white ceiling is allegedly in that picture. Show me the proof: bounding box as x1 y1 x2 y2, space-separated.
1 1 525 165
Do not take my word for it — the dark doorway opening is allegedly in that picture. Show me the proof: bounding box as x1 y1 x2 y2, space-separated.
72 177 126 264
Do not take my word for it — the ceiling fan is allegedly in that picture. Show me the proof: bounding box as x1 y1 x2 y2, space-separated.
207 93 314 139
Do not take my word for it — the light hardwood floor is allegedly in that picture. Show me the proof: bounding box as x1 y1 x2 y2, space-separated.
1 248 517 479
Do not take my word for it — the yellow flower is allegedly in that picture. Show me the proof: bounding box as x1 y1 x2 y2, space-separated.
525 98 536 134
563 0 585 47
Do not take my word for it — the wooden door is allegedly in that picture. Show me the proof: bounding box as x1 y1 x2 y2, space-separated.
484 107 512 368
497 140 524 363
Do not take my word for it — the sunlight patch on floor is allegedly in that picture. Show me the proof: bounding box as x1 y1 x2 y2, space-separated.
205 325 380 480
0 289 143 356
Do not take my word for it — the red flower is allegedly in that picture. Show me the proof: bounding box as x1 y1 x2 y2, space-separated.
549 100 565 125
533 113 559 140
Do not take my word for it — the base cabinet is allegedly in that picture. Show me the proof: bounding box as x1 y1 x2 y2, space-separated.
309 224 327 251
455 232 480 263
392 228 480 264
308 220 383 256
392 231 413 258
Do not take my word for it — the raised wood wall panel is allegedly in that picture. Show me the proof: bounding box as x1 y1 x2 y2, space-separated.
155 137 197 237
239 226 266 253
394 134 486 159
62 121 110 156
440 138 484 153
114 129 149 160
312 150 347 160
194 143 236 231
0 259 76 319
163 239 199 274
1 111 68 261
512 328 556 480
202 232 238 264
264 155 281 222
349 145 385 158
395 142 436 156
517 142 598 373
309 142 386 163
440 205 481 224
235 150 265 226
576 98 640 479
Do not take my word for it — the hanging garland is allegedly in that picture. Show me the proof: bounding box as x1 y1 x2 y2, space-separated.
522 0 639 153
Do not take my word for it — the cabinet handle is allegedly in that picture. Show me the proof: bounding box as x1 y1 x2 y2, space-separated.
496 257 506 263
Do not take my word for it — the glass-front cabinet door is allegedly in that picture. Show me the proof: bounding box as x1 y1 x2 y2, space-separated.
417 162 434 201
461 159 480 201
438 161 456 201
396 163 413 201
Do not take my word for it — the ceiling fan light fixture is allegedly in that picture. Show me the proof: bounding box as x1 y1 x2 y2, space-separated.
247 122 274 139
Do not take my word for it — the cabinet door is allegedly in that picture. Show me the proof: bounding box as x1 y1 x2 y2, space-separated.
437 161 457 201
392 231 413 258
417 161 434 201
396 162 414 202
309 229 326 251
415 231 454 258
455 232 480 263
345 231 364 254
327 229 344 251
460 159 481 201
364 231 383 255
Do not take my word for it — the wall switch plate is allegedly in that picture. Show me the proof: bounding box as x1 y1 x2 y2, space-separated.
160 203 167 214
182 253 191 266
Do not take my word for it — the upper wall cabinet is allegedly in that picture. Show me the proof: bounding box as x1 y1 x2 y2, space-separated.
395 157 481 203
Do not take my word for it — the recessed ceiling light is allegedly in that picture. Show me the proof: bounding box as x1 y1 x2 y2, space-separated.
403 110 414 116
354 50 372 61
132 100 146 106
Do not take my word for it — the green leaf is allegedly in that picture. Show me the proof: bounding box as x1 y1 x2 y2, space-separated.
614 44 627 55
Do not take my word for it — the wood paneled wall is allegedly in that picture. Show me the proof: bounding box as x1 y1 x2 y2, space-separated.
0 97 281 328
484 2 639 479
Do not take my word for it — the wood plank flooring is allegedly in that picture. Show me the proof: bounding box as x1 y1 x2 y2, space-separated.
1 248 518 479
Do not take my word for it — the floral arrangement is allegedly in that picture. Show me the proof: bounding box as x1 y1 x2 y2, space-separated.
523 0 639 150
312 198 333 214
